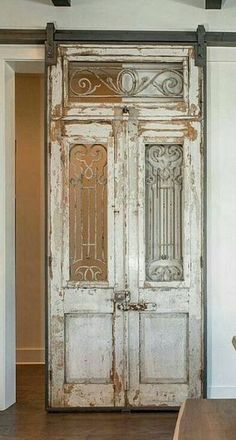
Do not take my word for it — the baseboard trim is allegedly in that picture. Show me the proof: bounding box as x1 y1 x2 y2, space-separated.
16 347 45 364
207 386 236 398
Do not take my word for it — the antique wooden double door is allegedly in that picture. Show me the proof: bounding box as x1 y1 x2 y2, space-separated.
47 44 204 409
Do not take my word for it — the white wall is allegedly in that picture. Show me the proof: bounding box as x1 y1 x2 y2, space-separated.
207 48 236 398
0 0 235 32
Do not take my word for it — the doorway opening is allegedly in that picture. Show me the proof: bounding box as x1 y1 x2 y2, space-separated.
14 64 45 404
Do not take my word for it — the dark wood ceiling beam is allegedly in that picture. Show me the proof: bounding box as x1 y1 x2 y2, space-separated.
51 0 71 6
206 0 222 9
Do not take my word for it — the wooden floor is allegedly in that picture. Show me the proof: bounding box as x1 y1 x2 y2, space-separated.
0 365 178 440
174 399 236 440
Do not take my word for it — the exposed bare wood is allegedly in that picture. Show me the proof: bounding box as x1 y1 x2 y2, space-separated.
206 0 222 9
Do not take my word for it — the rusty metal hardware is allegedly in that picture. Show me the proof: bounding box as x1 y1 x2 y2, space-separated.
46 22 57 66
195 25 206 67
115 290 156 311
122 106 129 115
114 290 131 303
118 302 157 312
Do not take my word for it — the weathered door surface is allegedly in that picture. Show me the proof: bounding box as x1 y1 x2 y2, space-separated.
47 45 204 409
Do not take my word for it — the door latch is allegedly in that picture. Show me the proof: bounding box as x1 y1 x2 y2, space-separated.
114 291 156 311
117 302 157 312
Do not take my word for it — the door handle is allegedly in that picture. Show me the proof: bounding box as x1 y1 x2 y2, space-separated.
117 302 157 312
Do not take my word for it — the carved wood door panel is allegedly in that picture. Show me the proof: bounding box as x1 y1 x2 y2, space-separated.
47 44 203 409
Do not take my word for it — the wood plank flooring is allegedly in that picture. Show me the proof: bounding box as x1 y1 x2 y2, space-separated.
0 365 178 440
173 399 236 440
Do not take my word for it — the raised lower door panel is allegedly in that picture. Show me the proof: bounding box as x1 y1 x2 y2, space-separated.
140 313 188 385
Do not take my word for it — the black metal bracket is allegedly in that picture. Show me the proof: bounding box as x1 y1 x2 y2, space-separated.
195 25 207 67
206 0 222 9
52 0 71 5
44 22 207 69
45 22 57 66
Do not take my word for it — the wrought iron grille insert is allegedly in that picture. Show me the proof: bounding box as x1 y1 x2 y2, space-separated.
69 143 108 282
145 144 184 282
68 61 184 103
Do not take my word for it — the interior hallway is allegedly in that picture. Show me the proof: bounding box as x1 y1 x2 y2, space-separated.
0 366 178 440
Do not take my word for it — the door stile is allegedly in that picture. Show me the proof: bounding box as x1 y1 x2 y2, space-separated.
49 120 66 408
48 58 66 408
125 114 141 405
187 120 203 399
113 115 135 403
113 118 127 406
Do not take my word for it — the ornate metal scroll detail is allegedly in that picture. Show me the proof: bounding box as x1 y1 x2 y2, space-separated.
69 143 108 282
69 62 184 101
145 144 184 282
147 260 183 282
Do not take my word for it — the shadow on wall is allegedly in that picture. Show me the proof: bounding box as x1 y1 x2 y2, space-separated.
173 0 205 8
27 0 54 6
165 0 232 9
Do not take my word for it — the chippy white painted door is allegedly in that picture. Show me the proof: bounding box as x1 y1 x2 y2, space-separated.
47 44 203 409
125 117 203 407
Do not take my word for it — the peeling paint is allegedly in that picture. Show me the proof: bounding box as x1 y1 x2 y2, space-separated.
187 122 198 141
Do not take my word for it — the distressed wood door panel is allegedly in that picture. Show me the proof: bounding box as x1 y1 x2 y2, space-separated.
48 118 126 407
126 120 203 407
48 44 203 409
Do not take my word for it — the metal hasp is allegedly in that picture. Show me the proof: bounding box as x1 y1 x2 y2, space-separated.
118 302 157 312
46 23 57 66
206 0 222 9
196 25 206 67
52 0 71 6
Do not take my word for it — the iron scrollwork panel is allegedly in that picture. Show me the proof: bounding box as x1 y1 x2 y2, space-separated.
145 144 184 282
69 143 108 282
68 62 184 104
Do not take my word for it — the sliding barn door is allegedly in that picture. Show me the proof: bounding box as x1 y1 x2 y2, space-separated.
47 44 204 409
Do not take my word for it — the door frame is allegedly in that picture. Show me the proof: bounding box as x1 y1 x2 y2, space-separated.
0 45 45 411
